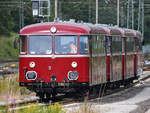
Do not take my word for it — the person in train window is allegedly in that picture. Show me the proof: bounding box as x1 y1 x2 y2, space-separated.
69 42 77 54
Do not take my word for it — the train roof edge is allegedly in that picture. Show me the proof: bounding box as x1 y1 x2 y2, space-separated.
19 21 142 38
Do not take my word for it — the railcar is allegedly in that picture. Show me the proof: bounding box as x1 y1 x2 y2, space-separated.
19 21 142 100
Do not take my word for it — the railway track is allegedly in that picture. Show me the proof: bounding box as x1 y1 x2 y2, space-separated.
0 61 18 78
0 60 18 64
1 71 150 112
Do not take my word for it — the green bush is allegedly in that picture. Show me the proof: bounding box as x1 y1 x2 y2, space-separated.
0 32 19 61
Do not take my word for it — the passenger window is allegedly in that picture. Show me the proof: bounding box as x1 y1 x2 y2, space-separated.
80 36 88 54
92 35 105 55
126 38 134 52
20 36 27 54
97 35 105 54
112 36 122 53
135 38 142 51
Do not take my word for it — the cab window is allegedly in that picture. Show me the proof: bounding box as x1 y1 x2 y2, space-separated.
20 36 27 54
80 36 88 54
55 35 78 54
29 35 52 55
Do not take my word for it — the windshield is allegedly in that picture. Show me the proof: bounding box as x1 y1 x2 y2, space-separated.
29 36 52 55
55 36 78 54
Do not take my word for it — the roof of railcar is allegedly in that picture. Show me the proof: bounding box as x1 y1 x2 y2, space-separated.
88 24 110 35
124 29 137 37
136 31 142 38
20 22 91 35
19 21 142 38
109 27 125 36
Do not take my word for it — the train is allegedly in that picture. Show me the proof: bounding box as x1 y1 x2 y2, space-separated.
19 21 143 101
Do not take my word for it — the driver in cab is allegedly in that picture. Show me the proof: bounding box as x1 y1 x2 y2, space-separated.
69 42 77 54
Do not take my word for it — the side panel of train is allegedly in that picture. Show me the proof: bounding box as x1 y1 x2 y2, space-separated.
89 35 142 86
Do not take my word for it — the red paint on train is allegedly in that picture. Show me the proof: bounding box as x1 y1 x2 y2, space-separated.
19 57 89 83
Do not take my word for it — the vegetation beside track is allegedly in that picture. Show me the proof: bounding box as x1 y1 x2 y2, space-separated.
69 100 97 113
0 33 19 61
0 103 65 113
0 73 33 102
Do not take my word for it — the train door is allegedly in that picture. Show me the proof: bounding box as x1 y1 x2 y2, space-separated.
105 36 111 82
111 36 122 82
90 35 107 85
125 37 134 79
122 38 126 80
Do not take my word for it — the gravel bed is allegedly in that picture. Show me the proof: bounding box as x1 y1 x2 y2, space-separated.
92 85 145 104
130 99 150 113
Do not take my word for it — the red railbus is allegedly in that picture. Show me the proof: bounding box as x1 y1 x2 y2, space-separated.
19 22 142 101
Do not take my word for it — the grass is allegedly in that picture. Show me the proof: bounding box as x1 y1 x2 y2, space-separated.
0 32 19 61
0 73 32 102
0 100 98 113
0 74 98 113
0 73 65 113
0 102 65 113
67 98 97 113
18 103 65 113
72 103 96 113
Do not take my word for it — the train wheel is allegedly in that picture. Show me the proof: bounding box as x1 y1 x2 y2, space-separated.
38 92 44 103
51 93 56 101
51 89 57 101
45 93 51 102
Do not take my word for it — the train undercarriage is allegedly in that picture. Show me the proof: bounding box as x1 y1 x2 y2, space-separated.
19 76 139 102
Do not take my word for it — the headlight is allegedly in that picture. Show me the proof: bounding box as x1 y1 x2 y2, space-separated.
29 62 35 68
26 71 37 80
71 61 78 68
68 71 78 80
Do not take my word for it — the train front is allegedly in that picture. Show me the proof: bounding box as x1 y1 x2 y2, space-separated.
19 22 90 99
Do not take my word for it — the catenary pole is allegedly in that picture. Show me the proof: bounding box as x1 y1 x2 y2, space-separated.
55 0 58 19
127 0 130 28
132 0 134 29
117 0 120 26
96 0 98 24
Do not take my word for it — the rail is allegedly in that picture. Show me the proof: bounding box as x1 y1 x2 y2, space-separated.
0 62 18 78
0 71 150 112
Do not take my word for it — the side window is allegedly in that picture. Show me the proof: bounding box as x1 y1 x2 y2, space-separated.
105 36 111 53
135 38 142 51
92 35 105 55
20 36 27 54
126 37 134 52
112 36 122 53
92 35 97 55
122 38 125 53
80 36 88 54
97 35 105 54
